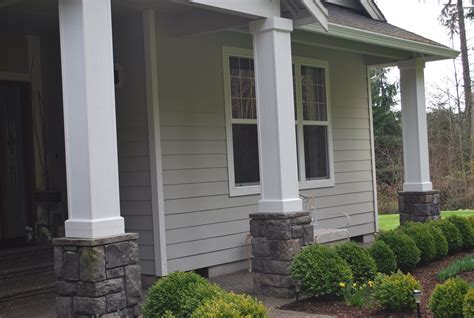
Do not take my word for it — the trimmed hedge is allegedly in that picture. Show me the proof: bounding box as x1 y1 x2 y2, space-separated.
191 292 268 318
427 222 449 260
378 230 420 272
373 271 421 312
429 277 469 318
290 245 353 298
143 272 225 318
335 242 377 284
399 222 436 263
463 288 474 318
434 220 463 254
447 216 474 249
369 240 397 274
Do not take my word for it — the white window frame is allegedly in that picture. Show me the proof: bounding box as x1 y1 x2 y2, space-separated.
222 46 335 197
294 56 335 189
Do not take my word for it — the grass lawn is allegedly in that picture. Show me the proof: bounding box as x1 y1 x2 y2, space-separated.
378 210 474 231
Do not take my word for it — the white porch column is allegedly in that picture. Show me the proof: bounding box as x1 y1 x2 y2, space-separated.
250 17 302 213
399 59 433 192
58 0 124 238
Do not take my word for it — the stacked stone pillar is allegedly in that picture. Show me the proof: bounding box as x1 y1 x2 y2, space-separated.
399 191 441 224
250 212 313 298
53 234 142 317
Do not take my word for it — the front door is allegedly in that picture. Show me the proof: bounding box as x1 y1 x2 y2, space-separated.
0 81 34 245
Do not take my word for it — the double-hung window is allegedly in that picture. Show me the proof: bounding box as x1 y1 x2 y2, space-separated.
223 47 334 196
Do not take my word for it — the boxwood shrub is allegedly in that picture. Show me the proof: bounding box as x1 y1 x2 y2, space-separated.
463 288 474 318
369 239 397 274
373 270 421 312
447 216 474 249
429 277 469 318
143 272 225 318
427 222 449 260
434 219 463 254
399 222 436 263
191 292 267 318
335 241 377 284
290 245 353 298
378 230 420 272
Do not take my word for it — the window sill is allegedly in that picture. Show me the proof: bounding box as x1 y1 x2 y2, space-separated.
228 179 336 197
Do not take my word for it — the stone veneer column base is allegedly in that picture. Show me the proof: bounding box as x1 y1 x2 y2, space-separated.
399 191 441 224
250 212 313 299
53 233 142 317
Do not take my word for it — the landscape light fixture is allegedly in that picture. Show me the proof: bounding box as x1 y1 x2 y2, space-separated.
414 290 422 318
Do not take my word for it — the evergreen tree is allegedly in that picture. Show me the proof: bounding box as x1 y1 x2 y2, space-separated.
371 69 402 189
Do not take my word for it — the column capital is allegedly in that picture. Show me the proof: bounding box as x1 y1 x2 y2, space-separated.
398 59 425 70
249 16 293 34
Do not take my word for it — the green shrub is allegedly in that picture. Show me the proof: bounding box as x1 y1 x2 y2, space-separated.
335 242 377 284
434 220 463 254
437 254 474 281
463 288 474 318
447 216 474 249
191 292 268 318
427 222 449 260
467 216 474 229
372 270 421 312
143 272 225 318
161 311 176 318
290 245 353 298
429 277 469 318
378 230 420 272
400 222 437 263
369 240 397 274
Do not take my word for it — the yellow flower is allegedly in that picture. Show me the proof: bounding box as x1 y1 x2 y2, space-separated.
353 283 357 287
368 281 374 288
339 282 346 288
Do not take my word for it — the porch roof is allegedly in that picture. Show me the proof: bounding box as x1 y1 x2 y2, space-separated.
298 3 459 61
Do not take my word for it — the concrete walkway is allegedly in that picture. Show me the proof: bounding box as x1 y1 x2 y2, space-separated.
209 270 333 318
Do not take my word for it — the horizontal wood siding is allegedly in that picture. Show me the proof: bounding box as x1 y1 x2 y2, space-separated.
155 22 376 272
114 13 156 275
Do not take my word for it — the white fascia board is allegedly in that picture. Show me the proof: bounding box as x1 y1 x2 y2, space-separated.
300 0 328 31
184 0 280 18
360 0 386 22
298 23 459 60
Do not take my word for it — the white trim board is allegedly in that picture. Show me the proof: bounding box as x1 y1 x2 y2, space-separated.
143 9 168 276
366 66 379 232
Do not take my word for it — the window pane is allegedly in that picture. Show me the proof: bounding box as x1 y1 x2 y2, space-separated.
304 126 329 180
233 124 260 185
301 65 327 121
229 56 257 119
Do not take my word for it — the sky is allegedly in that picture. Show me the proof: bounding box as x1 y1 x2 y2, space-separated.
375 0 474 109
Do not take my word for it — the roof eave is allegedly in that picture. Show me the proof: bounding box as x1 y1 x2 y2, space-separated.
298 22 459 61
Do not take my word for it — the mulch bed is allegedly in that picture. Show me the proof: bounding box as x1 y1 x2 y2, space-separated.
280 251 474 318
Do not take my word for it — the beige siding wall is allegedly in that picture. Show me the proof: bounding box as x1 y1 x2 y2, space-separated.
294 43 376 237
155 22 376 272
114 13 156 275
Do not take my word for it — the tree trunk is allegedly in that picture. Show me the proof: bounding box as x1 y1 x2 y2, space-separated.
457 0 472 170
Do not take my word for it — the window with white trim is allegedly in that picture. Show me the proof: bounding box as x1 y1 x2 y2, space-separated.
223 48 334 196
